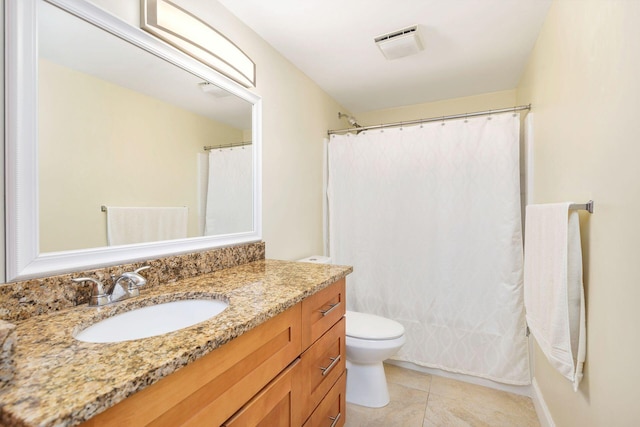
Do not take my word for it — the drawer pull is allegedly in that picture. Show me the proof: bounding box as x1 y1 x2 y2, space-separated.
328 412 342 427
319 301 341 317
320 355 341 376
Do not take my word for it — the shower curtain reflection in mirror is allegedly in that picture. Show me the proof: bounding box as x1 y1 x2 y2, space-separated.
328 113 529 384
203 147 253 236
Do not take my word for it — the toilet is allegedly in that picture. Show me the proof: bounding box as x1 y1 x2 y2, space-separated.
297 256 406 408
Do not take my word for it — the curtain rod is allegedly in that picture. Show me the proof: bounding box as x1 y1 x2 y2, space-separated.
204 141 252 151
327 104 531 136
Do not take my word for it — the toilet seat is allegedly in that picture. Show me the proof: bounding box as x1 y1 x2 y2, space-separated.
346 310 404 340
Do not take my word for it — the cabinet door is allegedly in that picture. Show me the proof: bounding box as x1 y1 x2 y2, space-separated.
303 371 346 427
301 279 346 349
224 360 301 427
300 317 346 421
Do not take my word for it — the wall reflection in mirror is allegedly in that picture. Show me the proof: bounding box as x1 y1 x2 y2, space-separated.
38 1 254 253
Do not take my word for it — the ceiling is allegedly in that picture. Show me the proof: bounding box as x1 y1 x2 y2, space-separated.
217 0 552 113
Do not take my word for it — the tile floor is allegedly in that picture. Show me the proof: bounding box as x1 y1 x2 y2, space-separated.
344 364 540 427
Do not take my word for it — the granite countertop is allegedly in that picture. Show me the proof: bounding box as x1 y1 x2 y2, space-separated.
0 259 352 427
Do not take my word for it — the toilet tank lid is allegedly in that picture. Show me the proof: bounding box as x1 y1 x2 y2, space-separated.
346 310 405 340
297 256 331 264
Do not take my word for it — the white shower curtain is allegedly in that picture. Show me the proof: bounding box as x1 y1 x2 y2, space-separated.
204 146 253 236
328 113 529 384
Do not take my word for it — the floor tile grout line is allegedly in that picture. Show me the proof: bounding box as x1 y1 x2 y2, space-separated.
423 389 431 426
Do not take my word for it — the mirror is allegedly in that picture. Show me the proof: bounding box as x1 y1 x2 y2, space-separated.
5 0 262 281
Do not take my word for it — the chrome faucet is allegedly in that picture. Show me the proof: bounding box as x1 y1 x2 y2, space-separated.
73 266 150 307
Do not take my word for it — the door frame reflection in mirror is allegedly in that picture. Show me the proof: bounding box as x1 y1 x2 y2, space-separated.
5 0 262 281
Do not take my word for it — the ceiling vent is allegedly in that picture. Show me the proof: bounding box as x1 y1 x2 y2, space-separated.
374 25 424 60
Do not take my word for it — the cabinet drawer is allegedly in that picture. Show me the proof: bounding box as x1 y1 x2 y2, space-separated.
301 278 346 348
82 303 301 427
303 371 346 427
300 317 346 421
223 359 302 427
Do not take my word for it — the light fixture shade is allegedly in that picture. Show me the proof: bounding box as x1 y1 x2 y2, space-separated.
375 26 424 60
141 0 255 87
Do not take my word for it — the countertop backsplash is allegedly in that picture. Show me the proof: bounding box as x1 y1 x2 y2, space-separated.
0 242 265 322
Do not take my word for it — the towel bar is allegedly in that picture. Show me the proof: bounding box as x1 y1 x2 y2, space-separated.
569 200 594 214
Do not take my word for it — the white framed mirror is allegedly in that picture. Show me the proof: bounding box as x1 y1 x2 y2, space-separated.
5 0 262 281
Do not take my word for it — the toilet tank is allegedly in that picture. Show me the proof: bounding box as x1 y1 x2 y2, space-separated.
297 256 331 264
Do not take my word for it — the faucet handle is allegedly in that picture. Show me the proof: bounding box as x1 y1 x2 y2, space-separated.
129 266 150 291
119 266 150 293
120 272 147 288
72 277 109 306
134 266 151 274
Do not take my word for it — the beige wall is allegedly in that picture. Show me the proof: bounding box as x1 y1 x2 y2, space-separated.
38 59 243 252
517 0 640 425
85 0 346 261
357 89 517 126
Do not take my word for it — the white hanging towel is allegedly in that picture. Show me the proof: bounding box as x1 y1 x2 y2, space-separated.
524 203 586 391
106 207 188 246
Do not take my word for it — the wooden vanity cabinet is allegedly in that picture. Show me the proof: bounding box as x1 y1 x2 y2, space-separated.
81 278 347 427
299 278 346 426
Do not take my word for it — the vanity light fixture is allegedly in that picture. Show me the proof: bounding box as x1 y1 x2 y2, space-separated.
141 0 256 87
374 25 424 60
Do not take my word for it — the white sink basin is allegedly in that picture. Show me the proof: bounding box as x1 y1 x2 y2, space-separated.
75 299 229 343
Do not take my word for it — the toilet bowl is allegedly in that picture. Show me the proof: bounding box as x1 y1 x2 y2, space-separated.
297 256 406 408
345 310 405 407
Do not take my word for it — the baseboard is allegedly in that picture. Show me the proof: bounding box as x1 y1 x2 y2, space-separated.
385 360 533 397
531 378 555 427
